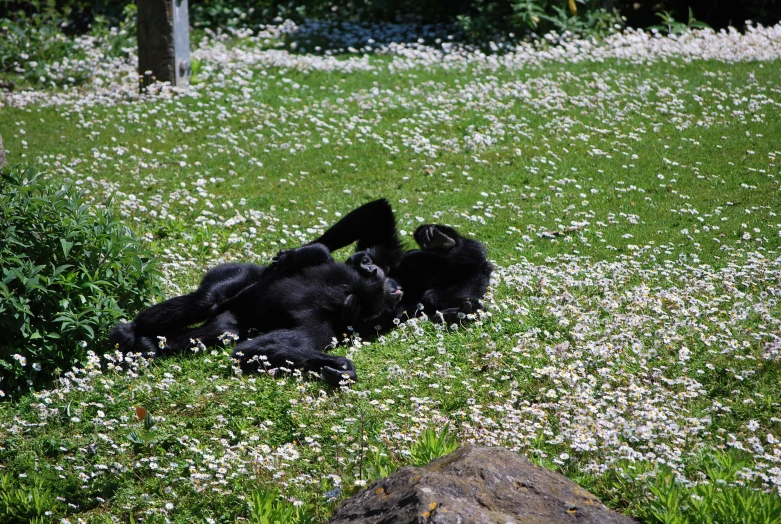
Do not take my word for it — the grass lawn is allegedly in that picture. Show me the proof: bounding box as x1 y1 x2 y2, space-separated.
1 24 781 523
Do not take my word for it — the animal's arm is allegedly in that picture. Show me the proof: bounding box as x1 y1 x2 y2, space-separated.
270 243 334 275
312 198 400 254
231 325 356 386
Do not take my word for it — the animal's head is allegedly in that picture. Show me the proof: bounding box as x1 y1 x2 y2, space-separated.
343 250 403 324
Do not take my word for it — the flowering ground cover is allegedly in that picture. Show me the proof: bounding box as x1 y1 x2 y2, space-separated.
1 23 781 523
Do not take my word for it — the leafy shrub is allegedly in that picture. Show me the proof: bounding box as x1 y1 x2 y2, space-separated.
456 0 625 41
246 487 316 523
409 422 460 466
0 471 58 523
0 0 138 88
89 3 138 60
0 166 161 396
592 450 781 524
645 458 781 523
1 0 624 48
0 0 86 86
649 7 710 35
3 0 781 45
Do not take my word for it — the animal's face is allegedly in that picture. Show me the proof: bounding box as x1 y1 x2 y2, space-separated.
344 250 404 322
347 249 391 280
349 250 404 308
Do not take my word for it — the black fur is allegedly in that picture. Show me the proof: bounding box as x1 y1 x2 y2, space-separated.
109 243 402 385
109 199 490 384
313 198 493 330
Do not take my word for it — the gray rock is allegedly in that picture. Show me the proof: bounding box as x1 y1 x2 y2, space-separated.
329 446 635 524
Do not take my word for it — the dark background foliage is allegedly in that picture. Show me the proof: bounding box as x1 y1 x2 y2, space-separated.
2 0 780 38
623 0 780 29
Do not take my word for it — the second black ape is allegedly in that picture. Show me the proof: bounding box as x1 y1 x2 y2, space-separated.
313 198 493 331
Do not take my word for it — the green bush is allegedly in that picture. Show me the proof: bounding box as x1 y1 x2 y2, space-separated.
453 0 626 41
246 488 317 524
0 0 138 88
1 0 624 46
644 457 781 524
408 423 460 466
0 0 85 87
3 0 781 45
0 166 162 396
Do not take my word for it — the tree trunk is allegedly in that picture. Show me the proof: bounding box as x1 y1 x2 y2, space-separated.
137 0 190 89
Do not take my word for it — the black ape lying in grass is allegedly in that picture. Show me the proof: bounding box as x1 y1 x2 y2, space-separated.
313 198 493 332
110 243 403 385
109 199 491 384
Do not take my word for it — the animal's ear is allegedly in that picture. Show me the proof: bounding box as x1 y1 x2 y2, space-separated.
342 294 362 325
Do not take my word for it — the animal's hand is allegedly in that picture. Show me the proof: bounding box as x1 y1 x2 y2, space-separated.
415 225 456 252
321 359 357 387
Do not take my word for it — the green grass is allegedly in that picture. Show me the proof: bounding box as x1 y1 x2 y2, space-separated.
1 30 781 523
6 59 780 268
